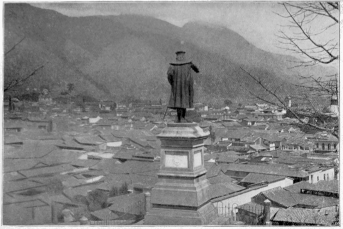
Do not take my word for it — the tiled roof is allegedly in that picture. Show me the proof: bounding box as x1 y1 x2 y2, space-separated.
77 169 106 178
99 134 122 142
120 161 159 174
221 122 241 128
208 173 237 185
227 145 250 152
108 193 145 215
104 174 133 185
261 187 298 207
217 154 240 163
206 164 222 178
306 180 339 194
74 135 105 145
4 159 40 172
284 180 338 194
67 181 105 197
28 174 69 185
204 153 217 161
4 135 23 144
132 151 155 160
272 208 337 225
91 159 123 174
261 135 284 142
313 133 338 142
56 139 85 150
217 141 232 147
4 179 45 194
249 145 267 151
91 208 119 220
291 193 339 208
71 159 100 168
126 129 154 139
86 152 115 160
221 129 253 139
204 162 215 170
4 198 48 208
96 119 114 126
129 174 158 187
221 163 309 178
111 130 129 138
62 176 84 188
19 164 74 178
128 137 150 148
39 193 73 205
236 202 264 215
3 172 26 182
4 141 57 159
242 135 261 142
4 122 25 129
258 185 338 209
209 182 245 199
273 156 334 166
113 150 134 161
243 117 262 122
240 173 286 184
39 149 84 166
93 160 159 175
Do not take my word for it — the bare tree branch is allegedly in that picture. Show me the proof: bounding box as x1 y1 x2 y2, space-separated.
319 2 338 22
327 2 339 10
277 2 338 66
240 67 338 138
4 63 47 92
5 36 25 56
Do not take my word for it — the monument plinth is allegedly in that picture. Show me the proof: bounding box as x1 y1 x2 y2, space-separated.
144 123 218 225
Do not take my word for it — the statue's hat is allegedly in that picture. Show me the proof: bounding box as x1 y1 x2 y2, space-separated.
175 50 186 55
171 44 191 65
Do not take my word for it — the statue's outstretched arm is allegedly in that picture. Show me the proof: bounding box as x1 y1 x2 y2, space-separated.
191 63 199 73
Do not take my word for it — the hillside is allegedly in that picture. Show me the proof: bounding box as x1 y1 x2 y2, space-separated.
4 4 337 104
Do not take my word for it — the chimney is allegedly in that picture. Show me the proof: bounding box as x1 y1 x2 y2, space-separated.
79 215 89 225
48 119 53 132
145 191 151 213
9 96 12 112
51 201 58 224
331 94 338 105
263 199 272 225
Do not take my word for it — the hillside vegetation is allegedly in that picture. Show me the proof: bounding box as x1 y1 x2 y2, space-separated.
4 4 336 104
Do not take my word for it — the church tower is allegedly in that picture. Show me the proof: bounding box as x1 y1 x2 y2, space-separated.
330 94 339 116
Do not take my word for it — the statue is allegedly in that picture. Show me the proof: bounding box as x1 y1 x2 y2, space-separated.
167 50 199 123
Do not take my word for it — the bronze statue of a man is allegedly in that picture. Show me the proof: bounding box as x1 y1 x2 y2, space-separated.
167 51 199 123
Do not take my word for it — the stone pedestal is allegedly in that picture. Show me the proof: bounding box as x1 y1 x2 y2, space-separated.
144 123 218 225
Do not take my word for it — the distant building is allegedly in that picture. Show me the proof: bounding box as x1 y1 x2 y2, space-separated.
38 88 53 105
194 103 208 111
311 133 338 153
143 102 163 114
116 105 130 117
222 106 231 120
38 94 53 104
284 96 292 108
212 175 294 218
99 100 116 112
322 94 338 117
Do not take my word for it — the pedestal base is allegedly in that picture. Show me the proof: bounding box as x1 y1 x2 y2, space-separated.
144 122 218 225
144 201 218 225
151 171 211 207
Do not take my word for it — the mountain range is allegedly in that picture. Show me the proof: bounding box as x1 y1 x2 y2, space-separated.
4 3 337 104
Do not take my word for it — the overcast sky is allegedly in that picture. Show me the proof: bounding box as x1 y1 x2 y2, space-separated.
31 1 338 61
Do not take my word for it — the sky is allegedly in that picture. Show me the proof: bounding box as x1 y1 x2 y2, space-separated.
22 1 339 63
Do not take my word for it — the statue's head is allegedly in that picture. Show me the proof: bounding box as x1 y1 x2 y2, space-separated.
175 51 186 61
